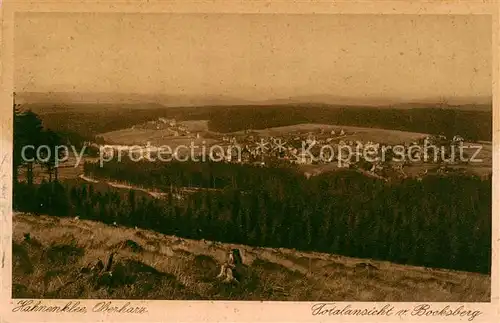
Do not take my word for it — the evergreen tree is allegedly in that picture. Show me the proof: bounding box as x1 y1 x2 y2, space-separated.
14 108 44 185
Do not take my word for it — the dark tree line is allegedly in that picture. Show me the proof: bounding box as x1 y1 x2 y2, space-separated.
28 103 491 141
29 105 217 139
207 106 492 141
84 159 299 191
13 104 100 185
13 105 66 184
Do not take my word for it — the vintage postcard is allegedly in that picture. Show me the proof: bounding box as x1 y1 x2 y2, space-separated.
0 0 498 322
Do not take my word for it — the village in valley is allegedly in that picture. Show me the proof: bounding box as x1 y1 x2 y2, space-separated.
86 116 485 182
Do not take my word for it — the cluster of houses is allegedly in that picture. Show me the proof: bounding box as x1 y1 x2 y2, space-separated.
352 134 467 179
89 128 353 165
87 121 468 180
132 118 193 137
218 128 352 164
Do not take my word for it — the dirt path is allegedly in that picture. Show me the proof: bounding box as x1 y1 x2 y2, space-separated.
78 174 168 198
78 174 228 199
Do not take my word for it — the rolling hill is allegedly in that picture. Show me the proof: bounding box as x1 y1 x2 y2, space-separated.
19 101 492 142
12 213 490 301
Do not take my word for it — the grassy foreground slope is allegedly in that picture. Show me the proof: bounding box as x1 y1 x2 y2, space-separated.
13 213 490 301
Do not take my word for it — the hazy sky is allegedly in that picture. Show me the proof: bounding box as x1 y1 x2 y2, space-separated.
14 13 492 103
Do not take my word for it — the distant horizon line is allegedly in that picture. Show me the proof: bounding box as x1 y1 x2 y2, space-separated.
13 91 492 107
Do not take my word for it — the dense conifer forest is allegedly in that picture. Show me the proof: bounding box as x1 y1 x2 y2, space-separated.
14 162 492 274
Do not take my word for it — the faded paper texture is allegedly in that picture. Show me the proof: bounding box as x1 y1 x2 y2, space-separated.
0 0 499 322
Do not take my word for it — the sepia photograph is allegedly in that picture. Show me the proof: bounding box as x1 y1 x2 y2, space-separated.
1 2 498 321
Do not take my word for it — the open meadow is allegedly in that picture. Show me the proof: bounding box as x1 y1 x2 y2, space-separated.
100 130 218 148
243 123 429 146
